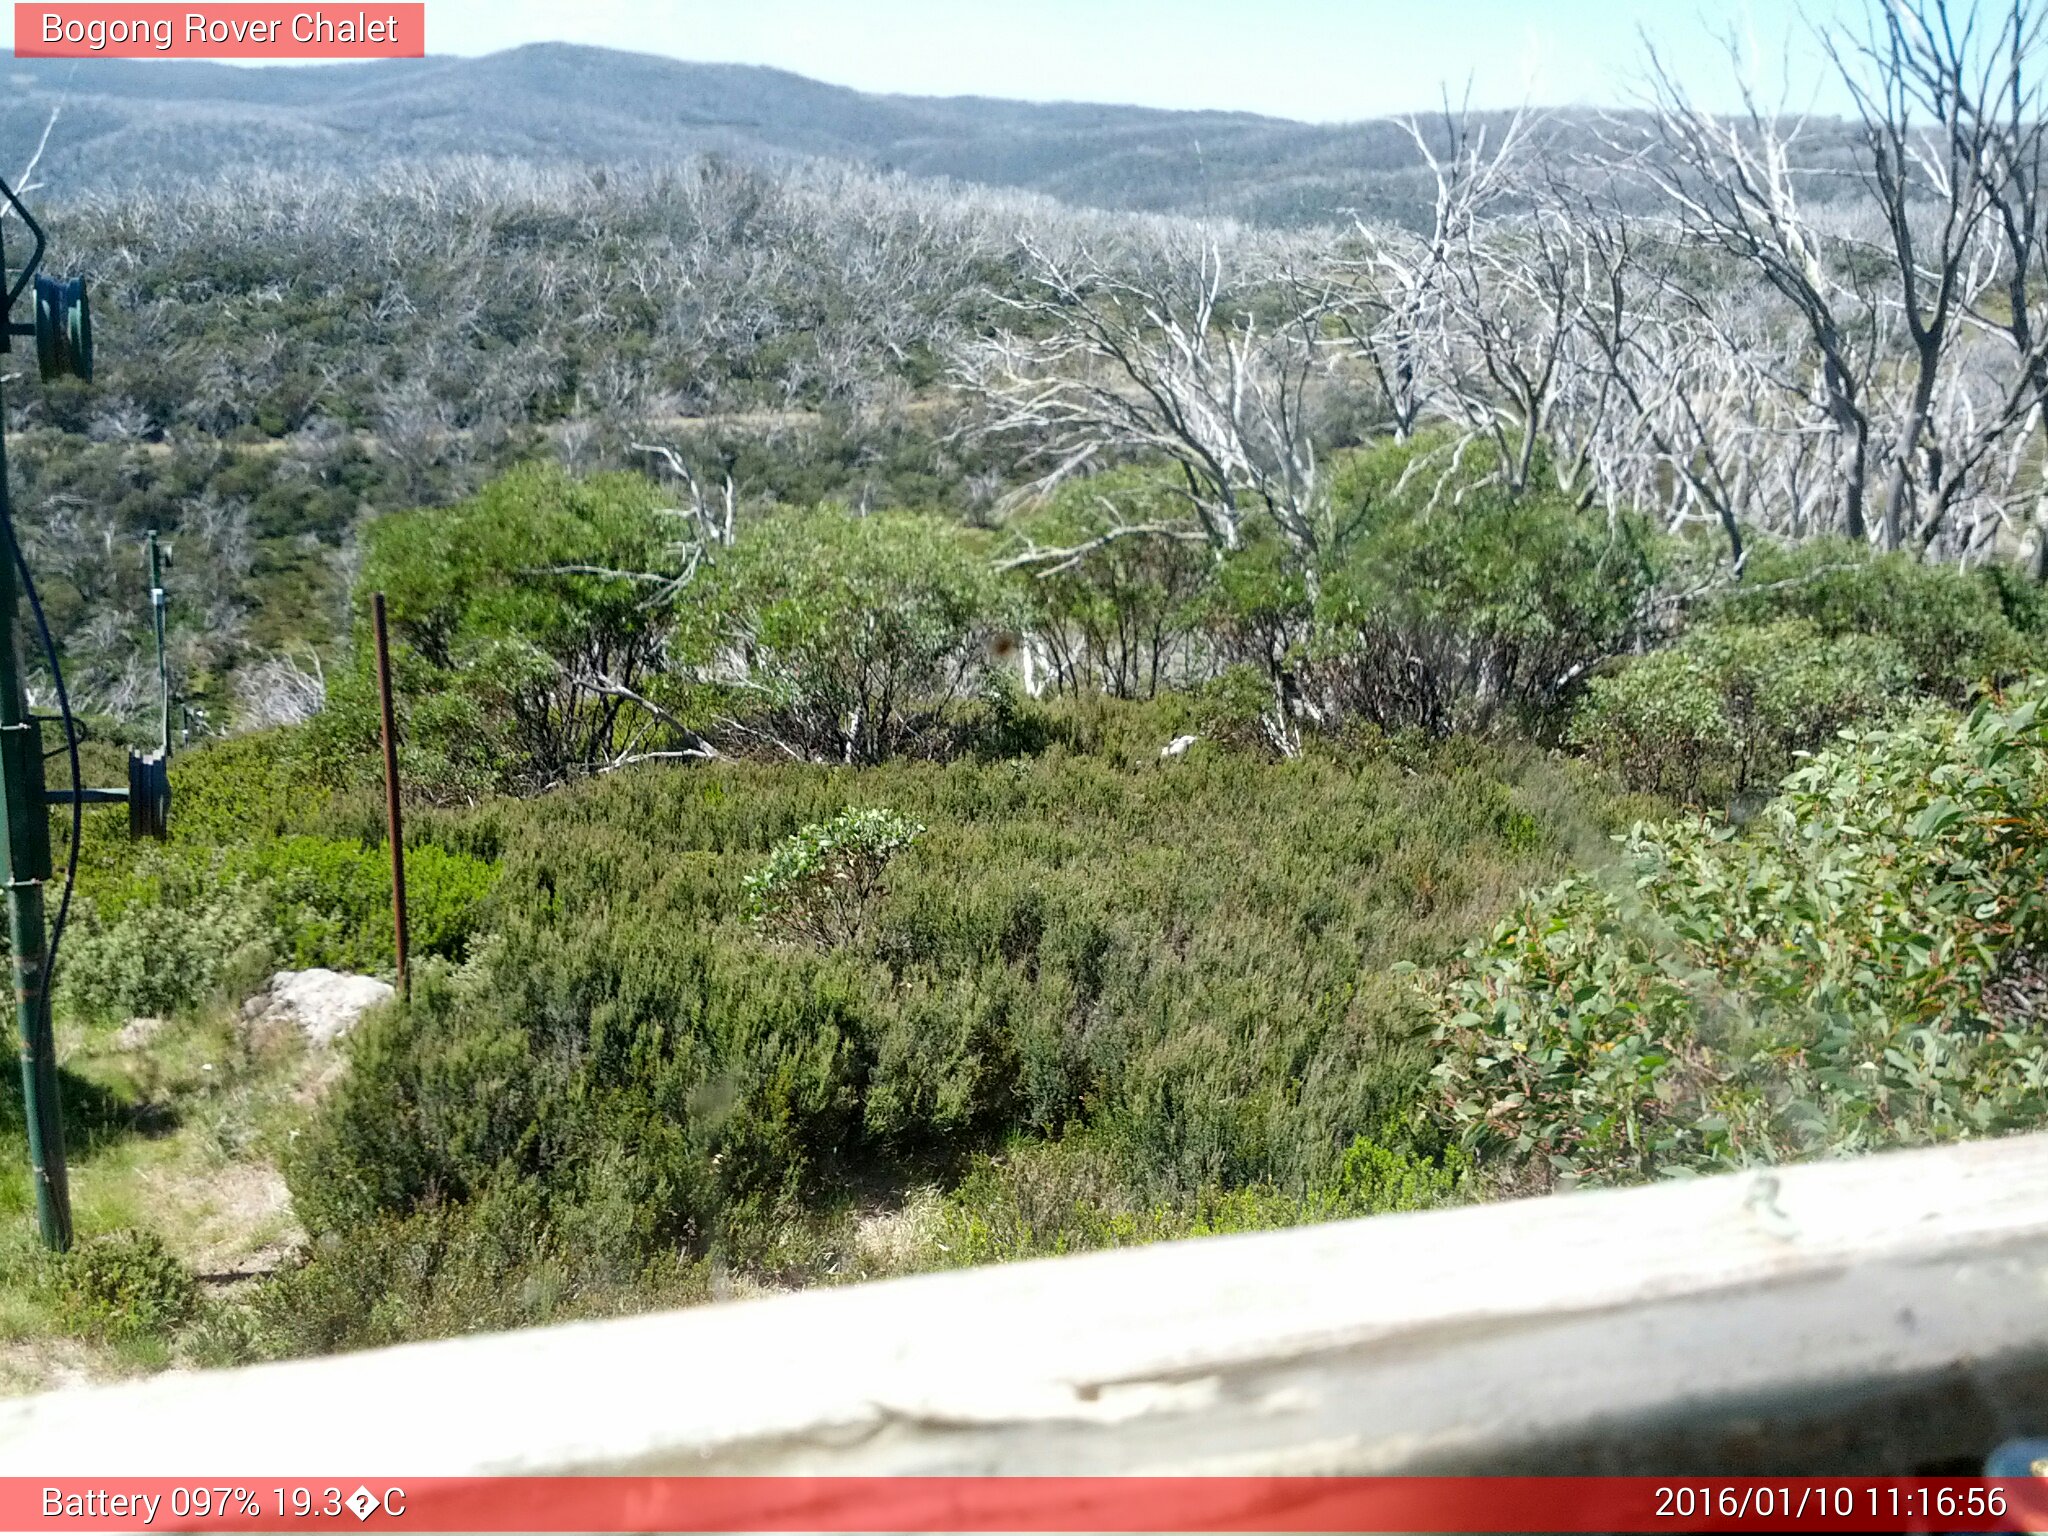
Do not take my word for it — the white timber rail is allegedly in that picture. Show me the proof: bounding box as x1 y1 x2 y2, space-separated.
5 1133 2048 1476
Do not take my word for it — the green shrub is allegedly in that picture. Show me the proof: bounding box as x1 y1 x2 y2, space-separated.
251 835 497 973
59 830 496 1018
1565 653 1730 802
743 807 923 949
312 465 686 799
1430 682 2048 1190
284 721 1632 1315
1193 664 1292 755
61 861 274 1021
1307 439 1666 736
683 508 1016 763
1205 530 1312 676
233 1184 711 1359
285 930 878 1262
159 731 331 848
931 1131 1469 1265
57 1228 197 1340
1571 619 1908 800
1711 539 2041 700
1005 467 1216 699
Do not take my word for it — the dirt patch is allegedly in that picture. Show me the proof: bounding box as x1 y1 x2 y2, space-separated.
169 1157 303 1282
0 1336 117 1396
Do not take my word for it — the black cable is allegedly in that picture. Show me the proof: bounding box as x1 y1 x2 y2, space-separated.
2 517 82 1037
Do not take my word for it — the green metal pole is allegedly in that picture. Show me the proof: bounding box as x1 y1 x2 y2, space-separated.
148 531 167 757
0 369 69 1251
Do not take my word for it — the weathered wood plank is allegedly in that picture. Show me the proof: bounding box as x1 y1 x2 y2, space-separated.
7 1133 2048 1475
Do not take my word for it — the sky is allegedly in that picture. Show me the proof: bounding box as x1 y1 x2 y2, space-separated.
1 1 1866 121
397 0 1863 121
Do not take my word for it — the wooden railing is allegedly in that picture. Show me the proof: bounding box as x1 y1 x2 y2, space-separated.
4 1133 2047 1476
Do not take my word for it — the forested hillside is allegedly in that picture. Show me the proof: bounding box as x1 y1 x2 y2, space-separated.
1 44 1873 227
11 3 2048 1387
0 46 1484 226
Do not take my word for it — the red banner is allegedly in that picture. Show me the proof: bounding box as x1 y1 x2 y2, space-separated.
14 5 424 59
5 1477 2048 1533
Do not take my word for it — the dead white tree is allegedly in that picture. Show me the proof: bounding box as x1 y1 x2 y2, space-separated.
959 231 1335 752
1823 0 2031 551
632 441 737 579
235 651 327 731
1913 0 2048 570
1564 193 1843 561
1323 220 1440 445
1406 110 1623 498
0 105 59 220
1324 107 1524 444
1323 104 1560 475
1629 40 1892 546
1619 6 2048 559
960 233 1329 565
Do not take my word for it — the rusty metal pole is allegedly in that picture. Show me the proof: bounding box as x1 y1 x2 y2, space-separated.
372 593 409 1000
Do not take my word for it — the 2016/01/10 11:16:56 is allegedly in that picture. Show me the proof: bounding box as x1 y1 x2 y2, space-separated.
1653 1484 2012 1522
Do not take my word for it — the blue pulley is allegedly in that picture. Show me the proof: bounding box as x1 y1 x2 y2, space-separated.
1987 1438 2048 1476
33 273 90 383
127 748 168 842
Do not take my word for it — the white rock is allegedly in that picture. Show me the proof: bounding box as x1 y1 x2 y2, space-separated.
244 969 396 1047
115 1016 168 1052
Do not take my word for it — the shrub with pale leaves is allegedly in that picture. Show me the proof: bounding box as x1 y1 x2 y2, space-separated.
742 807 923 949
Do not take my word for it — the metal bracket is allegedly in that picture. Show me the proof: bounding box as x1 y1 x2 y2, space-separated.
44 788 127 806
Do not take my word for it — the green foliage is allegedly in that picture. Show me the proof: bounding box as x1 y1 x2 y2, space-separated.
1308 439 1666 735
1429 682 2048 1190
315 465 683 799
685 508 1016 763
56 1228 198 1341
283 720 1633 1333
1192 664 1292 755
1006 467 1215 698
60 735 497 1020
743 807 924 949
157 731 333 847
61 865 274 1022
1571 620 1908 801
250 837 497 974
931 1131 1469 1264
229 1186 709 1360
1713 539 2043 700
1207 531 1311 670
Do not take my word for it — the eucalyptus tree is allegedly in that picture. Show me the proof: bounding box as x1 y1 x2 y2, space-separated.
1613 1 2048 560
1626 44 1894 547
1823 0 2041 553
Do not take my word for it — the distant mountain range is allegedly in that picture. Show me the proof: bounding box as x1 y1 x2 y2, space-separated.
0 43 1536 226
